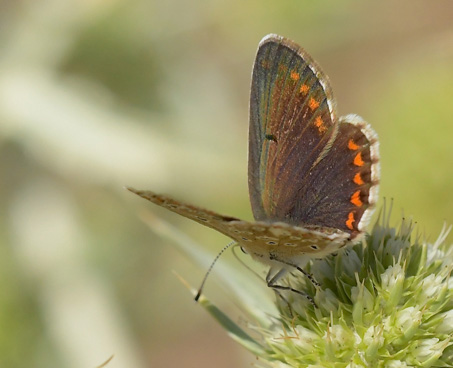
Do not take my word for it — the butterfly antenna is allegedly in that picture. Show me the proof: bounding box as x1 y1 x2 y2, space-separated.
194 241 236 302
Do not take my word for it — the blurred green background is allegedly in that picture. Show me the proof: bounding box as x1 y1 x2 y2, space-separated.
1 1 452 367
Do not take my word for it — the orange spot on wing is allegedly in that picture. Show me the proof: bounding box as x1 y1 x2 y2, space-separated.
353 172 365 185
346 212 355 230
350 190 363 207
290 71 300 80
308 98 319 111
261 60 270 69
348 139 360 150
354 152 365 167
278 64 288 73
300 84 309 94
315 116 327 133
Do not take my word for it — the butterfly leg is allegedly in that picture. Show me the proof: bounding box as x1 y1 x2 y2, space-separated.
293 265 320 287
266 268 317 307
274 289 295 318
269 254 320 287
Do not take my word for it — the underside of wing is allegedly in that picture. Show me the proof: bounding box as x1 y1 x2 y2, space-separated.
287 114 380 237
128 187 350 265
248 35 380 237
249 34 338 223
127 187 242 239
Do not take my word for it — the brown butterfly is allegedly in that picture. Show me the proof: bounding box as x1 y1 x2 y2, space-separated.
129 34 380 299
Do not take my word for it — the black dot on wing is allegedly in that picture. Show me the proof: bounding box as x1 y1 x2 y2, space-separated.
267 241 277 245
310 245 319 250
265 134 277 142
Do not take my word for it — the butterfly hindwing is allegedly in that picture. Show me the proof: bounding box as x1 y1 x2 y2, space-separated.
287 115 379 237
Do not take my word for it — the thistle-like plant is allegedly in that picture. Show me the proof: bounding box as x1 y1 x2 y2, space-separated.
145 208 453 367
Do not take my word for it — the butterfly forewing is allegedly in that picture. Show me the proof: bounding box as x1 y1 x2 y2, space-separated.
249 35 339 224
127 188 242 236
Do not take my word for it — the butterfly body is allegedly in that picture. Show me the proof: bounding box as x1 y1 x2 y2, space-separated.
129 34 379 280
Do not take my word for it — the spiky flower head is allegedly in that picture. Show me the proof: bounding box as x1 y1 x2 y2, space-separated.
195 212 453 367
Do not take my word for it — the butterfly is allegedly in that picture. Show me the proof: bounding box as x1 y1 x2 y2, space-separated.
128 34 380 298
